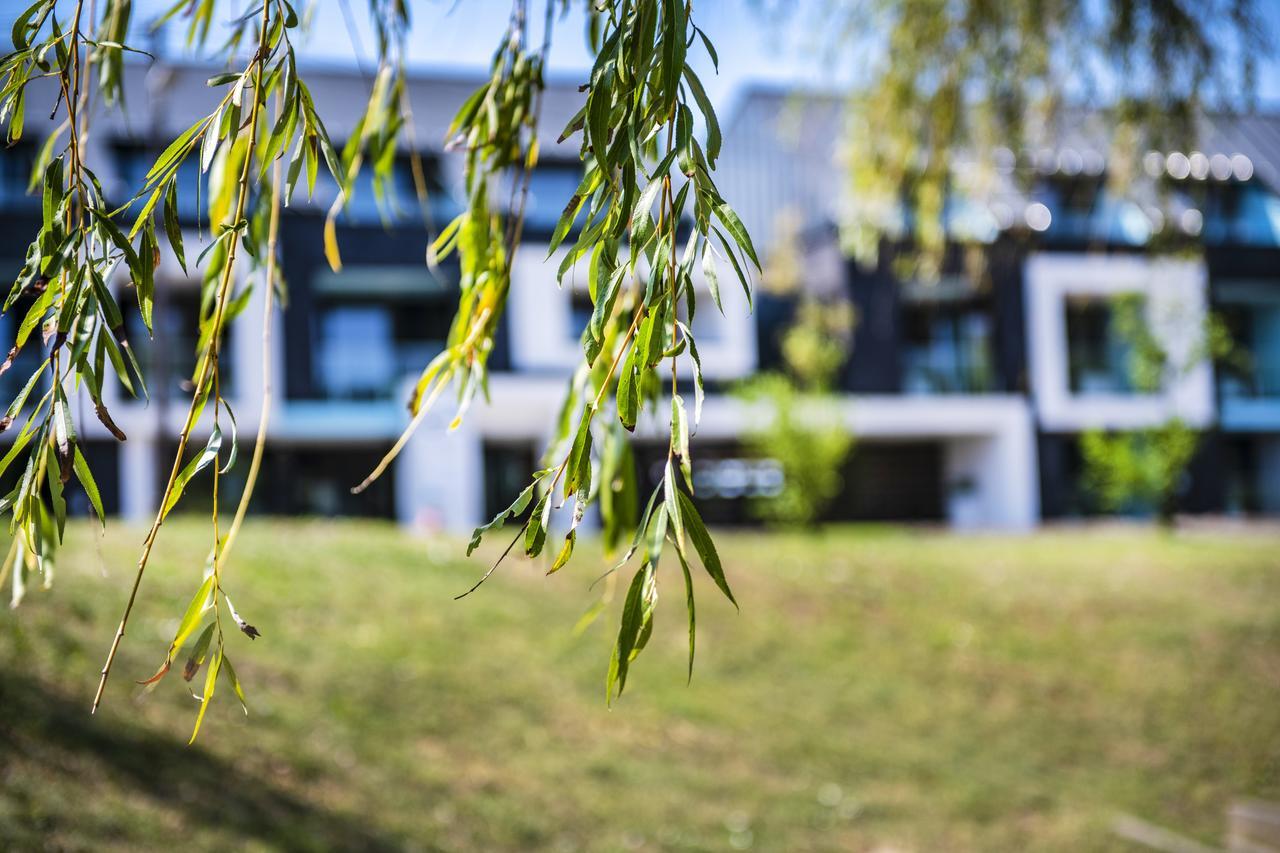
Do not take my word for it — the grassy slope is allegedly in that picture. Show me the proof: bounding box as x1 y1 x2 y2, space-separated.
1 520 1278 852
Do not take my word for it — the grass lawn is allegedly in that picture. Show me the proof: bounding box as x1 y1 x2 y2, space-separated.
1 520 1278 851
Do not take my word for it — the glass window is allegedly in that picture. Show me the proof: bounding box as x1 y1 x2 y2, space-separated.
0 296 48 405
901 304 995 394
523 162 583 236
1065 296 1140 394
483 442 537 522
312 294 453 401
309 154 451 225
0 142 36 207
113 144 208 221
1218 298 1280 399
1203 183 1280 247
568 291 593 339
124 286 235 399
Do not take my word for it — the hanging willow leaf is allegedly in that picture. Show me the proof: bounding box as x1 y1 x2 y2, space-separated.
189 646 222 744
182 622 216 681
140 573 215 686
607 560 654 702
161 426 223 520
676 490 736 608
0 0 761 729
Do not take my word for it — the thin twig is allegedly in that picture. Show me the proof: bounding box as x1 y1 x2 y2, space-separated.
220 93 285 564
455 519 531 600
93 0 276 714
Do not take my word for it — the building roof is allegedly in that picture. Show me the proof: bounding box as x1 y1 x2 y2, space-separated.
717 85 1280 255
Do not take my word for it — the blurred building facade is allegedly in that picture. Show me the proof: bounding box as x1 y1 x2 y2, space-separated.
1 65 1277 529
722 87 1280 525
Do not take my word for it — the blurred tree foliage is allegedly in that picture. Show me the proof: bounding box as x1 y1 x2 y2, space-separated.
756 0 1269 277
740 217 855 526
1080 294 1236 526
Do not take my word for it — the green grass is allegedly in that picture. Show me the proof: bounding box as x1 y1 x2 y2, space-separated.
2 520 1279 851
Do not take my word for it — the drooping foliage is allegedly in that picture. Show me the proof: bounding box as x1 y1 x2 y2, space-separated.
1080 293 1236 526
0 0 756 738
771 0 1270 275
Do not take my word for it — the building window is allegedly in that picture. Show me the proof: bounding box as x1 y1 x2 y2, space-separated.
522 161 582 236
124 286 235 399
1202 182 1280 247
901 305 994 394
311 154 451 225
483 442 537 523
1218 289 1280 399
568 291 593 340
0 142 36 207
1064 295 1140 394
113 144 208 221
0 292 47 404
310 266 454 401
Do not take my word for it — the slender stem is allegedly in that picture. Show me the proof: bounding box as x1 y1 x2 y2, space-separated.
220 98 285 564
93 0 275 714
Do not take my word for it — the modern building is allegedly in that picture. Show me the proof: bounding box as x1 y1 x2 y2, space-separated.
1 65 1278 530
719 87 1280 524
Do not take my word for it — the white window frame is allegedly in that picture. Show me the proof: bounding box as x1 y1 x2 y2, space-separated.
1024 252 1214 431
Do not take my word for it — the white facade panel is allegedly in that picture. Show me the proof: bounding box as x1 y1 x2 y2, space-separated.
1024 253 1215 431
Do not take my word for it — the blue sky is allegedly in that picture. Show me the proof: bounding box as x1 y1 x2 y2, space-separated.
248 0 1280 111
185 0 823 117
14 0 1280 119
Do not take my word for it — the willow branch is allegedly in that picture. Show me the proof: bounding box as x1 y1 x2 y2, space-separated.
92 0 276 714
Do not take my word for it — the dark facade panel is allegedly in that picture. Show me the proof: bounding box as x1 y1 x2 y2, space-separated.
1038 431 1228 519
278 214 464 401
844 256 903 393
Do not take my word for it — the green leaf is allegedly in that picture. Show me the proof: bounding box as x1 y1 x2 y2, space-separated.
141 574 215 686
714 203 760 270
600 428 638 559
564 412 593 498
683 64 721 165
146 116 205 185
182 622 216 681
546 193 585 258
524 490 551 558
587 74 614 181
206 71 241 87
189 646 221 744
548 530 575 575
137 225 156 330
677 490 736 608
676 546 696 682
672 395 691 490
681 323 705 425
694 25 719 71
221 654 249 715
701 242 723 314
12 2 50 52
163 178 186 273
467 472 545 556
71 446 105 526
608 561 653 702
664 460 685 553
712 226 753 310
617 349 639 432
161 426 223 520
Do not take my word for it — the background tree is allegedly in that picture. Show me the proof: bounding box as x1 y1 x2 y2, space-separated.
1080 293 1235 527
753 0 1270 276
739 214 855 527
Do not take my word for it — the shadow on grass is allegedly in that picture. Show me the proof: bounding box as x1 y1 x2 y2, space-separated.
0 670 402 851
